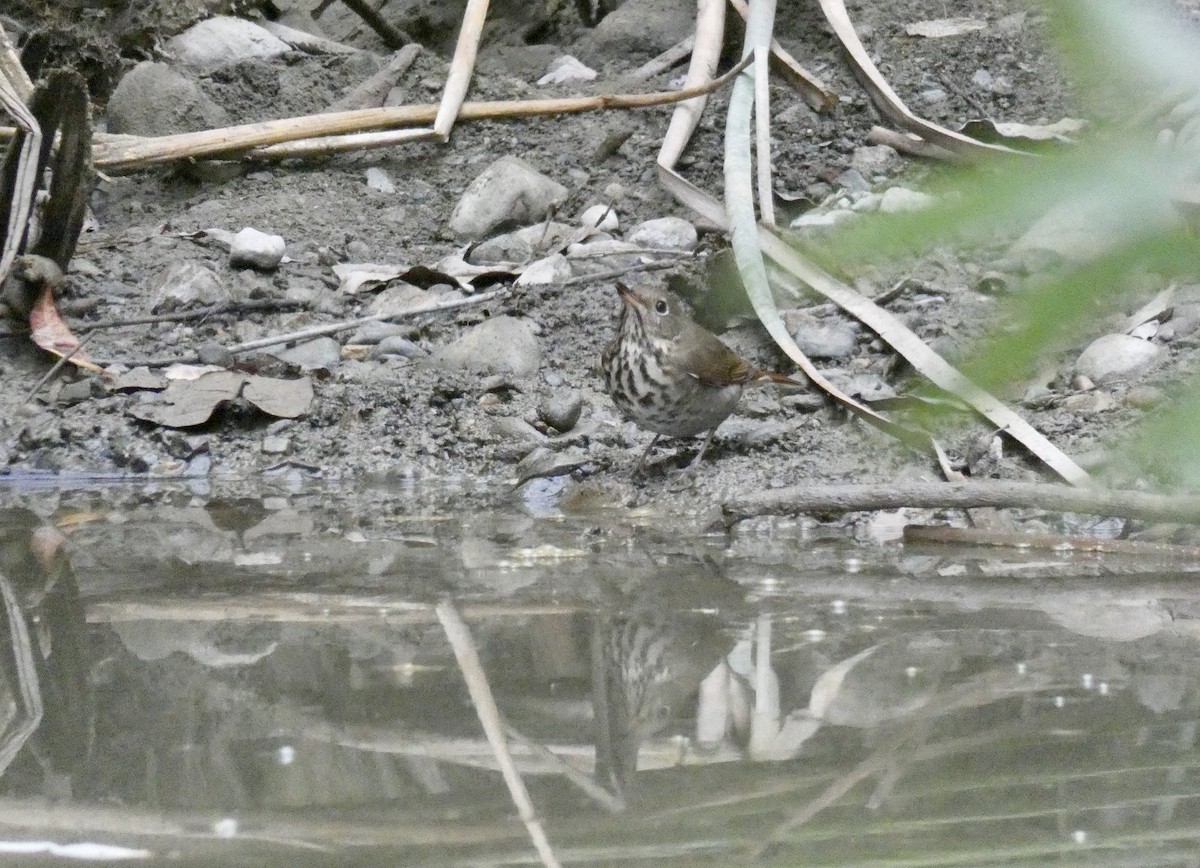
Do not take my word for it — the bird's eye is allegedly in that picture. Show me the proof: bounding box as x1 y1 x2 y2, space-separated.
654 300 669 315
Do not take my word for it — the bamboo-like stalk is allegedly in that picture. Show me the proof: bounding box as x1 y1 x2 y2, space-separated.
433 0 489 139
89 62 751 173
437 599 562 868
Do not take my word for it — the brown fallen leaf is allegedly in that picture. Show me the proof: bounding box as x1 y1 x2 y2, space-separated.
29 284 102 373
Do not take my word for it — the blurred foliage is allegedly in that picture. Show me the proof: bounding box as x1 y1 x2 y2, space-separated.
813 0 1200 486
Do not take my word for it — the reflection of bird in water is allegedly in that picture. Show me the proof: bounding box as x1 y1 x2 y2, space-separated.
592 609 734 797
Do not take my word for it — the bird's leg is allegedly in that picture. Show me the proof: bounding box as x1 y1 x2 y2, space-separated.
685 428 718 471
632 434 661 477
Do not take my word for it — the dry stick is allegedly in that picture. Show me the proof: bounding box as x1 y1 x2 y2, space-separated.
866 125 959 161
504 725 626 815
628 34 696 81
337 0 412 48
905 524 1200 559
24 330 96 402
558 261 678 286
658 0 727 171
436 600 561 868
724 480 1200 525
434 0 489 140
99 287 508 368
90 56 753 173
82 299 306 332
326 44 421 112
816 0 1022 159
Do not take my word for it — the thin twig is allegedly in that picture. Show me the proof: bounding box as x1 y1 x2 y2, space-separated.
905 524 1200 559
558 261 678 286
725 479 1200 525
437 600 562 868
24 330 96 403
94 287 509 369
504 725 626 814
337 0 413 48
82 299 306 332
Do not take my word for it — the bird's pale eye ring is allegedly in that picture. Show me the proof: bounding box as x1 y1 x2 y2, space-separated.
654 300 668 315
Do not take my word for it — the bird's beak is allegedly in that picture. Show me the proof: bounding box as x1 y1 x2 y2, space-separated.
616 283 644 310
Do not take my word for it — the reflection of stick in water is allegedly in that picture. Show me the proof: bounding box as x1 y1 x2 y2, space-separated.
436 600 562 868
0 574 42 777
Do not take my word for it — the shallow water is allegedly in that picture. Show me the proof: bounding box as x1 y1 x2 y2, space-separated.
1 481 1199 866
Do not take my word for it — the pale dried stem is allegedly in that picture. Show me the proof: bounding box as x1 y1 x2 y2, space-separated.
437 600 561 868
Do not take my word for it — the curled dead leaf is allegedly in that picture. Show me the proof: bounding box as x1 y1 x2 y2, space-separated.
29 284 102 373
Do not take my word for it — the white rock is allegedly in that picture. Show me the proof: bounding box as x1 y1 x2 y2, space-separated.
790 209 857 228
537 55 597 85
166 17 291 68
365 167 395 193
851 193 883 213
230 228 286 270
1075 333 1162 383
879 187 937 213
580 203 619 231
449 156 568 241
626 216 697 251
516 254 572 286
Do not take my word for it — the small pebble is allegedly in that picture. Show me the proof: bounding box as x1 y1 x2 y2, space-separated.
538 391 583 433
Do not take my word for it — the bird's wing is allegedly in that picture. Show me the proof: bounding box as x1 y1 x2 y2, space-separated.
678 326 756 386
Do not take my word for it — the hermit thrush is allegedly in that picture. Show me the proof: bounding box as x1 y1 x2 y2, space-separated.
601 282 803 472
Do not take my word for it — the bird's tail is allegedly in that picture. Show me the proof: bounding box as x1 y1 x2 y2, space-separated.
753 370 807 388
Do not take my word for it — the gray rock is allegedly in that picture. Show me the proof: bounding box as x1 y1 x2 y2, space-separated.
1075 334 1162 383
56 379 93 405
538 391 583 433
836 168 870 193
879 187 936 213
107 61 230 136
432 316 542 377
850 145 899 176
578 0 694 57
784 312 858 359
230 228 286 271
373 336 424 358
197 341 234 368
151 261 229 311
166 16 291 68
449 156 568 241
626 216 697 251
277 337 342 371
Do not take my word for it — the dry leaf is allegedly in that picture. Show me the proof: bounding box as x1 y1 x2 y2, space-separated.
127 370 245 428
242 375 314 418
29 285 102 372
